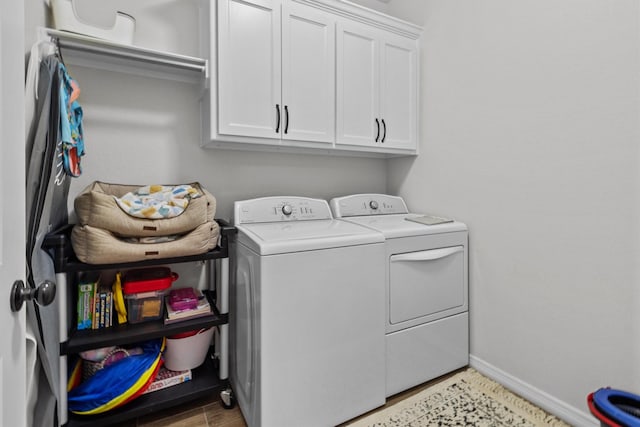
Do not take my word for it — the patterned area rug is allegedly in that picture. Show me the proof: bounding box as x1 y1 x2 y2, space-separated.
347 368 570 426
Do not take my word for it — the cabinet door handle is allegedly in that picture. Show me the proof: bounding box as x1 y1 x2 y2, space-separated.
375 118 380 142
275 104 281 133
381 119 386 143
284 105 289 134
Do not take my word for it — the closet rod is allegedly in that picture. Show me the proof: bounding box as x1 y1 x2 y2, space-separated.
39 28 208 79
56 39 207 73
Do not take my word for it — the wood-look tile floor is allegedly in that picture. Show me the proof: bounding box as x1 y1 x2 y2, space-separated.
121 394 246 427
124 370 461 427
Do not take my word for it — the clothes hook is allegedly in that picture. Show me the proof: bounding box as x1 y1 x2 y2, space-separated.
54 37 66 65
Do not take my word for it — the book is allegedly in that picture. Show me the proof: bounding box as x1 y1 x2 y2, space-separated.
142 367 192 394
99 291 106 329
105 291 112 328
92 285 100 330
90 277 106 330
86 282 113 330
77 280 97 330
164 289 213 325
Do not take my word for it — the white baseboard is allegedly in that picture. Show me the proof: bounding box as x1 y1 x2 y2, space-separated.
469 355 598 427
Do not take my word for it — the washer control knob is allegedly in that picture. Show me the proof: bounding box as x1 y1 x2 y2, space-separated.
282 204 293 216
369 200 379 210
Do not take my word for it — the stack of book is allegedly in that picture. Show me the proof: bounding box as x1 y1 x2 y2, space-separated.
164 288 213 325
77 276 113 330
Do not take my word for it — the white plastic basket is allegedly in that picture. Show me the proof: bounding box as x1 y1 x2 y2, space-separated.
51 0 135 45
164 327 214 371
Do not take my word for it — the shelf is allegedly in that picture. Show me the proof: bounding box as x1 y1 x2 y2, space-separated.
40 27 208 83
61 291 227 354
65 355 227 427
43 220 236 273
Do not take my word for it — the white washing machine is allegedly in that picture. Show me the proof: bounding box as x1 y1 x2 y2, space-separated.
231 196 386 427
330 194 469 397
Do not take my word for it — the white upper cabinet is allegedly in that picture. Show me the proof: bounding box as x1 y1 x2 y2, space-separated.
282 2 335 143
336 21 379 147
206 0 421 157
216 0 335 144
336 22 417 151
379 35 418 150
217 0 282 140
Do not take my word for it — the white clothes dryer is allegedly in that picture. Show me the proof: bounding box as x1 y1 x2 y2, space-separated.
330 194 469 397
231 196 386 427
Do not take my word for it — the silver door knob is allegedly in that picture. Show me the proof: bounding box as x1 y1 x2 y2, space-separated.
10 280 56 312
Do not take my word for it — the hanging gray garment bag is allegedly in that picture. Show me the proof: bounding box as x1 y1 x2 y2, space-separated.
26 53 71 427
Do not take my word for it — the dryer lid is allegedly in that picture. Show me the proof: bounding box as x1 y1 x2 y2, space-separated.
237 219 384 255
330 194 408 218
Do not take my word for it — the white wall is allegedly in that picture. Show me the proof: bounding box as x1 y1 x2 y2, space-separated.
37 0 387 220
387 0 640 418
24 0 47 49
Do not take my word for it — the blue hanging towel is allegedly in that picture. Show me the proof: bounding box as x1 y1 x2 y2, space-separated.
58 62 84 177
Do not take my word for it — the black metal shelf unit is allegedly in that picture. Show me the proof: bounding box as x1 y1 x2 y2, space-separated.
42 219 237 427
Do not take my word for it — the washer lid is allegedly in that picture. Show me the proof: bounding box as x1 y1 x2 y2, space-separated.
342 214 467 239
237 219 384 255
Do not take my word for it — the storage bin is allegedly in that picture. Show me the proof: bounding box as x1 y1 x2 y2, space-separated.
123 267 178 294
125 290 167 324
51 0 136 45
164 327 214 371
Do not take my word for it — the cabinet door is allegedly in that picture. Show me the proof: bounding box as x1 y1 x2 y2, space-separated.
379 34 418 150
281 3 335 144
336 21 379 147
217 0 282 139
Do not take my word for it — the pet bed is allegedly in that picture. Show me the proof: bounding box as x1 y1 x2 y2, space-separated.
74 181 216 237
71 221 219 264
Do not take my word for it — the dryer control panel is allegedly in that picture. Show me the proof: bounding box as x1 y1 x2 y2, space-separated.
330 194 408 217
234 196 333 224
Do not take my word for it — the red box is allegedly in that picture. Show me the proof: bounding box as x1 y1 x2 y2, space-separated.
123 267 178 295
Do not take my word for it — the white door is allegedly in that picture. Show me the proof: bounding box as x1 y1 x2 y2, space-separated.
0 0 27 424
379 34 417 150
217 0 282 140
336 21 379 147
281 2 335 144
